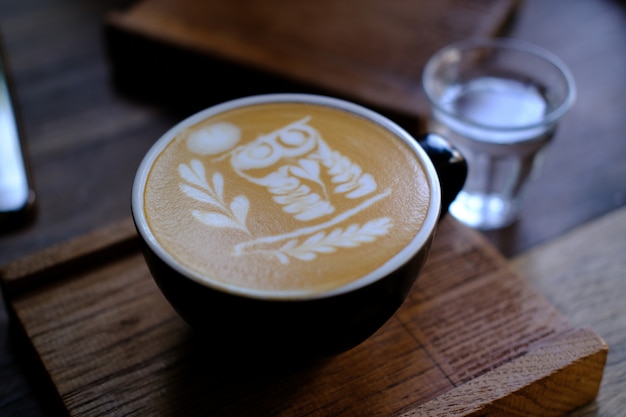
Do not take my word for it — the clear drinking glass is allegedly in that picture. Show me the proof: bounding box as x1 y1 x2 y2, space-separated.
422 38 576 230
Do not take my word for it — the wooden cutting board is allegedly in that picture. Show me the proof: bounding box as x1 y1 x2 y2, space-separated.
104 0 520 122
0 217 607 416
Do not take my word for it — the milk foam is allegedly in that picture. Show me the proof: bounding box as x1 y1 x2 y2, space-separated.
142 102 432 295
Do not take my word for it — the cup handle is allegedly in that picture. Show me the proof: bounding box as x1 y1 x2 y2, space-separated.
417 133 467 220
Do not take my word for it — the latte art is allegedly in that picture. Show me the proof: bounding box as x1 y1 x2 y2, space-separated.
143 102 431 295
216 116 381 222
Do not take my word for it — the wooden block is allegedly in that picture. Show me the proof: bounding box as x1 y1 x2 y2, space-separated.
0 218 138 296
105 0 520 120
0 217 607 416
405 328 607 416
511 207 626 417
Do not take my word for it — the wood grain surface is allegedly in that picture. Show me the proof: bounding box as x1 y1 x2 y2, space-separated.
511 207 626 417
1 0 625 416
105 0 519 121
1 217 607 417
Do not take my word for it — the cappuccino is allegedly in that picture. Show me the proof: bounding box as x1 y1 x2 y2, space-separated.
140 99 432 297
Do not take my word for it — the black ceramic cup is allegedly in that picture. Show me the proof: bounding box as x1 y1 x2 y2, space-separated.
131 94 466 360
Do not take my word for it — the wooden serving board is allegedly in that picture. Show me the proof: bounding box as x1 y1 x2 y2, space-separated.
0 217 607 416
104 0 520 122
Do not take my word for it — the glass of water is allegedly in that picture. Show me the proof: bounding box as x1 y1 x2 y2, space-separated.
422 38 576 230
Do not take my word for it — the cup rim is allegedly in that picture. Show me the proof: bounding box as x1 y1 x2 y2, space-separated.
132 93 441 301
422 37 577 136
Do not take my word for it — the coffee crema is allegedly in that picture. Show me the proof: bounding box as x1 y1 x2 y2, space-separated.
142 102 431 296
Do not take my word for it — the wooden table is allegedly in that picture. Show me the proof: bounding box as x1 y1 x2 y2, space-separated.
511 206 626 417
0 0 624 415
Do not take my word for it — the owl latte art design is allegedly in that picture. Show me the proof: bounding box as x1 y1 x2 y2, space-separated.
179 116 392 264
143 102 430 294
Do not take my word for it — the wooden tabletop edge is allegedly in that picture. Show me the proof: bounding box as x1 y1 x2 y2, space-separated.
399 327 608 417
0 217 139 296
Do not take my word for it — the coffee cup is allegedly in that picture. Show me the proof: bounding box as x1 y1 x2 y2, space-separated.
131 94 466 359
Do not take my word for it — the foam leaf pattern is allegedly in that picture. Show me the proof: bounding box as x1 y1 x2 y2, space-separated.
230 196 250 227
213 172 224 201
179 160 209 189
289 158 327 198
290 158 320 182
192 210 247 231
179 160 250 234
180 184 220 207
316 149 377 199
264 217 392 264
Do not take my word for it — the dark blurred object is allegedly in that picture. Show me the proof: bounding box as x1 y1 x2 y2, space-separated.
0 31 36 233
417 133 467 218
